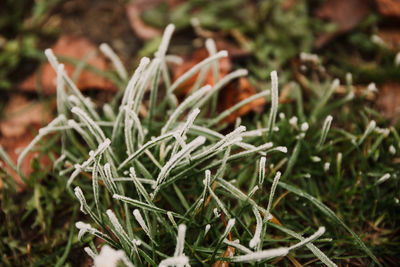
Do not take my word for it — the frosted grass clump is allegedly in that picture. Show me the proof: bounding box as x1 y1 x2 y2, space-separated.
93 245 133 267
17 24 336 266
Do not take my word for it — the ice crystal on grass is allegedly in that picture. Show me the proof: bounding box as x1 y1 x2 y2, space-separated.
16 24 343 266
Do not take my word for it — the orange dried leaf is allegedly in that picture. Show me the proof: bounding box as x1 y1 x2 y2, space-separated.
378 30 400 51
19 35 115 94
173 48 231 96
219 77 265 124
0 95 52 138
314 0 371 48
173 48 263 124
0 95 53 189
125 3 162 40
213 246 235 267
377 0 400 18
377 82 400 123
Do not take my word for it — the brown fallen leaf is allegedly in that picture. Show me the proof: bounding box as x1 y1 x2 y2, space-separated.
19 35 116 94
314 0 371 48
0 95 53 138
0 95 53 189
173 48 231 96
281 0 299 11
376 82 400 123
213 246 235 267
219 77 265 124
125 0 182 40
173 47 264 124
376 0 400 19
125 3 162 40
378 29 400 51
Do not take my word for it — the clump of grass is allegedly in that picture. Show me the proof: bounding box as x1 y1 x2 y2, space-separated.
10 23 399 266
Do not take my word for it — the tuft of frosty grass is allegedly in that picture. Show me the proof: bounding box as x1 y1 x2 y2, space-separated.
14 23 387 266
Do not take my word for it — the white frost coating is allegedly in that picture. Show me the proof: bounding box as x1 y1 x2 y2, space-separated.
324 162 331 172
168 51 228 93
122 57 150 106
205 38 219 83
395 52 400 66
266 71 278 136
165 55 183 64
94 245 134 267
17 115 66 172
223 239 253 254
194 69 248 110
230 247 289 262
301 122 309 132
155 24 175 58
76 221 92 241
336 151 342 162
311 156 321 162
208 188 230 218
213 208 221 218
203 170 211 187
375 127 390 136
103 104 116 121
204 224 211 236
376 173 391 185
74 187 89 214
133 58 162 113
289 227 326 251
68 119 93 143
300 52 319 63
99 43 128 80
345 72 352 85
106 209 131 246
158 255 190 267
318 115 333 148
167 211 178 229
84 247 97 259
289 116 298 128
103 163 118 195
68 138 111 186
222 219 235 239
67 95 80 106
367 82 378 93
275 146 288 153
174 224 187 257
162 85 211 134
264 172 282 222
118 131 176 170
192 126 246 161
389 145 396 155
71 107 106 143
155 136 206 190
259 157 266 185
205 38 217 55
44 48 60 69
45 48 100 120
124 107 145 154
56 64 66 114
249 206 262 249
371 34 386 47
133 209 149 234
171 108 201 158
248 185 259 199
75 220 110 244
358 120 376 145
209 90 270 126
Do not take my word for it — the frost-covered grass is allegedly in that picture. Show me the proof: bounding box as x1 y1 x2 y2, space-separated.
2 23 399 266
